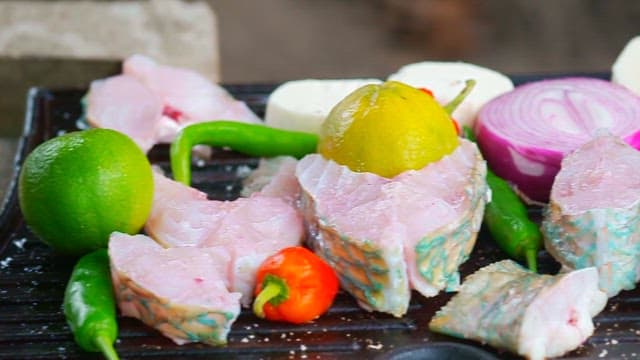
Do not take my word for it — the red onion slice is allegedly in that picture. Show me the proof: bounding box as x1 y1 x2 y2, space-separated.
476 77 640 203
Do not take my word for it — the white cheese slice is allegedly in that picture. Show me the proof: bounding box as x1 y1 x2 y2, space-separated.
612 36 640 96
388 61 513 128
265 78 382 134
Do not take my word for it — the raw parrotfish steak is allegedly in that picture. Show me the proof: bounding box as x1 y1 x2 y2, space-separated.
543 134 640 297
429 260 606 360
296 139 487 317
108 232 242 345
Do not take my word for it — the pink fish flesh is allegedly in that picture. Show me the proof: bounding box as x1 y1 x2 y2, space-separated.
295 139 487 316
241 156 301 206
86 74 166 152
429 260 606 360
108 232 242 345
145 171 304 305
543 134 640 297
123 55 261 125
86 55 261 152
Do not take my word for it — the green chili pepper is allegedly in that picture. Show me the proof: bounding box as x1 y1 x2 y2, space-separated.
170 121 318 185
464 126 542 272
64 249 119 360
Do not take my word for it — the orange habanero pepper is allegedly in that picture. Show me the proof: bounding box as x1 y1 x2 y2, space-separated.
252 247 339 324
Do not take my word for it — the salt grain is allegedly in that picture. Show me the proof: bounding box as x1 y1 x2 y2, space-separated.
599 349 608 358
241 338 249 343
13 238 27 250
236 165 253 178
0 257 12 268
76 118 89 129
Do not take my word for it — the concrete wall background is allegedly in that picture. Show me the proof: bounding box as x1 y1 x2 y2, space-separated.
210 0 640 82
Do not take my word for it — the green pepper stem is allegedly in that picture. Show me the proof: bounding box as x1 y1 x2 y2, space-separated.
94 333 119 360
443 79 476 115
253 281 285 319
525 249 538 273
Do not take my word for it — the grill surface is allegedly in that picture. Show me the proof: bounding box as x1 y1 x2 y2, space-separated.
2 78 639 359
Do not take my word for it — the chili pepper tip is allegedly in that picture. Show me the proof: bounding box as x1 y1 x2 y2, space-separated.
525 249 538 273
94 333 119 360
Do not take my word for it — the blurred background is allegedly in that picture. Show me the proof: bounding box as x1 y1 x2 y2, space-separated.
1 0 639 127
0 0 638 204
213 0 640 82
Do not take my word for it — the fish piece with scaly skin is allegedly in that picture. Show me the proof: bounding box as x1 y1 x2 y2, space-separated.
543 134 640 297
429 260 606 360
296 139 487 316
145 171 304 307
108 232 241 346
86 75 164 152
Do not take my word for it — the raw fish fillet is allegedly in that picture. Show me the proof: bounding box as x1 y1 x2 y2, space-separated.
296 139 487 317
145 172 304 305
124 54 261 125
86 55 260 152
108 232 242 345
429 260 606 360
264 78 382 134
241 156 301 205
543 134 640 297
86 75 165 152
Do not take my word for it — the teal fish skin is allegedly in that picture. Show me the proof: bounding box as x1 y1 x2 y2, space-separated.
109 233 242 346
542 135 640 297
296 139 487 317
430 260 606 360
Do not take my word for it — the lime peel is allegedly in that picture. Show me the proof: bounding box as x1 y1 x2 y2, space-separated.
18 128 154 256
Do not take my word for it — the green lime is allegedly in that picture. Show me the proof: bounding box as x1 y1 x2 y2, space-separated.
18 128 154 256
318 81 459 178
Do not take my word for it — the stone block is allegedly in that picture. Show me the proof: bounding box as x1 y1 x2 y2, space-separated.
0 0 219 81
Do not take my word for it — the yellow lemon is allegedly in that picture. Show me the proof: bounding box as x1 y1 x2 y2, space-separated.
318 81 459 178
